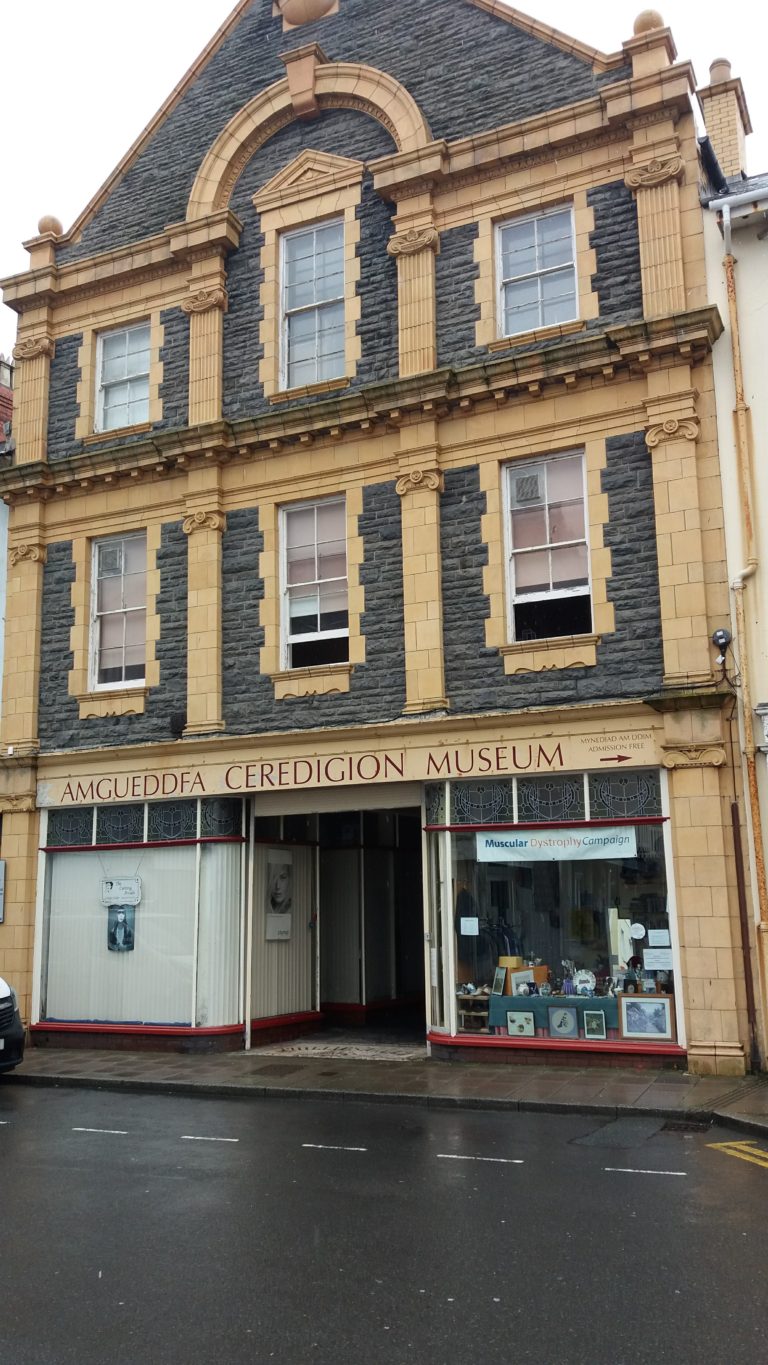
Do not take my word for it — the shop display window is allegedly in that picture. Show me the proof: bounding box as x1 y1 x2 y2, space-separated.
427 772 676 1047
39 799 245 1029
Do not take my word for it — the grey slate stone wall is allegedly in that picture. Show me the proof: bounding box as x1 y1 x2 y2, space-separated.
47 335 82 463
55 0 632 265
436 223 481 370
222 111 397 421
158 308 190 430
38 523 188 752
221 483 406 733
587 181 643 324
46 311 189 464
441 431 663 711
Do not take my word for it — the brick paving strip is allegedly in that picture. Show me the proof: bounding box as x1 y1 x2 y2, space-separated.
5 1047 768 1137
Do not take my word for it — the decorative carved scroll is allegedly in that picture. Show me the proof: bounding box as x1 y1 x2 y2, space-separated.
387 227 440 258
181 289 228 315
182 510 226 535
13 336 54 361
395 468 444 497
9 543 47 567
625 155 685 189
661 744 726 769
645 418 699 448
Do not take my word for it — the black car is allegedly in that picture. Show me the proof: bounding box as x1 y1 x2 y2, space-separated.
0 976 25 1072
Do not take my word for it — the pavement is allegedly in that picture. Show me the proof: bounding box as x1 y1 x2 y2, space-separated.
6 1036 768 1135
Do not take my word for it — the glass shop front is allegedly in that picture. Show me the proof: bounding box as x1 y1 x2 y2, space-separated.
425 770 681 1050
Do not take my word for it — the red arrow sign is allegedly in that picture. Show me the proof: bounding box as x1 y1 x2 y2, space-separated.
599 754 632 763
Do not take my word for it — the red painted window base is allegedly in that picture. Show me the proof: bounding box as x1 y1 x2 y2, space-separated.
428 1030 686 1058
31 1022 243 1037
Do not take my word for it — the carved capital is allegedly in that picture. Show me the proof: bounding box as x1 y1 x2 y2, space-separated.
0 793 36 813
182 510 226 536
9 543 47 567
13 335 54 361
395 468 444 497
387 227 440 258
646 417 699 449
625 155 685 189
661 743 726 770
181 288 228 315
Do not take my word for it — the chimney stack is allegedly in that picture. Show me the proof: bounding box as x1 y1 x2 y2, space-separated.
698 58 752 179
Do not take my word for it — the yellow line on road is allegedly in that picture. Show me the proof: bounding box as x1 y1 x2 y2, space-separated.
707 1139 768 1169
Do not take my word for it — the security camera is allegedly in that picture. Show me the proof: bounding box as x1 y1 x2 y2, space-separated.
712 628 731 651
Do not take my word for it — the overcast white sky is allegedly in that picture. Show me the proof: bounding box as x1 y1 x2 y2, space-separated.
1 0 765 357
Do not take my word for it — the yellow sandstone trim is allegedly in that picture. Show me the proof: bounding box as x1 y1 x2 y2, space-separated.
259 486 365 697
68 522 162 718
481 437 614 673
76 310 164 440
474 189 597 350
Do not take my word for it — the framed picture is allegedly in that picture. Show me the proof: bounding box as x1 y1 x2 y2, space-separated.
107 905 135 953
619 993 676 1042
583 1010 607 1041
507 1010 535 1038
548 1005 578 1040
491 965 507 995
509 968 534 994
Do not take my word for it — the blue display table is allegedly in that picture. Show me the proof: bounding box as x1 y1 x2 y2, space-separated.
488 993 619 1035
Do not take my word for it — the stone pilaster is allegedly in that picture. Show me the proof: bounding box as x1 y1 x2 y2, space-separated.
396 420 447 712
1 502 47 753
626 150 686 318
182 277 228 426
387 223 439 378
11 330 54 464
662 707 747 1077
645 380 711 686
182 469 226 735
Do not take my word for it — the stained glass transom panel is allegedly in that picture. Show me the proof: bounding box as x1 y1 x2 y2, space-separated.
588 770 662 819
95 804 144 845
517 776 585 823
47 808 94 847
450 781 515 826
147 801 197 842
425 784 446 826
201 799 242 838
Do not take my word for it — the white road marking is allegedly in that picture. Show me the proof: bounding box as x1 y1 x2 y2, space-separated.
181 1135 239 1143
302 1143 368 1152
436 1154 524 1165
72 1127 129 1135
604 1166 687 1176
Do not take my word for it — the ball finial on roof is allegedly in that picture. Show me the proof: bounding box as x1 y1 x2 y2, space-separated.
633 9 665 34
37 215 63 236
277 0 336 24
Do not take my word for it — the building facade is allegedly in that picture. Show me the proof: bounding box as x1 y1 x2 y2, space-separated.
0 0 752 1073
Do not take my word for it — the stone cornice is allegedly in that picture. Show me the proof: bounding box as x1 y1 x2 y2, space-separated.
1 210 242 317
371 63 696 202
0 308 722 506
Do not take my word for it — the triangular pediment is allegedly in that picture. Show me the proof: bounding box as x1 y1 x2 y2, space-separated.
253 149 366 213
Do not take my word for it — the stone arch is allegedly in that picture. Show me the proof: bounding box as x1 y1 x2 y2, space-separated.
186 62 431 219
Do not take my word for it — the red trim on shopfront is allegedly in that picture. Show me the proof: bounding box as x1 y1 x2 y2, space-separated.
427 1030 685 1058
30 1022 244 1037
40 836 245 853
250 1011 322 1031
425 816 667 833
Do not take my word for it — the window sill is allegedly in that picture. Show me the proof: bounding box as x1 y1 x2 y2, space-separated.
269 664 352 700
489 319 585 353
84 422 152 445
75 686 148 719
268 377 350 405
500 633 600 675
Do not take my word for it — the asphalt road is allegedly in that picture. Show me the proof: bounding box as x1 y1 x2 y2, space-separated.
0 1085 766 1365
